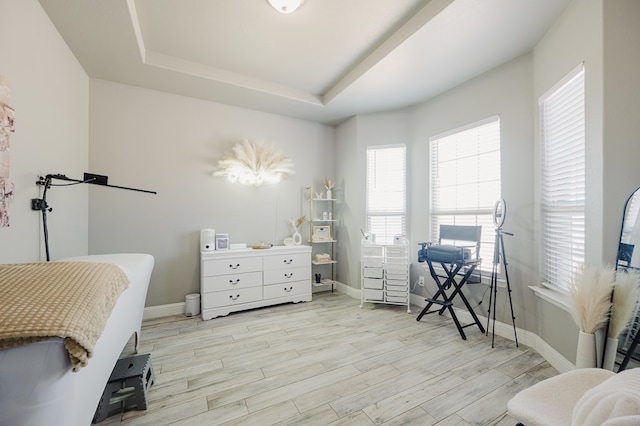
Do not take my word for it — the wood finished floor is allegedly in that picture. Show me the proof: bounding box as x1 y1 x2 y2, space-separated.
103 292 557 426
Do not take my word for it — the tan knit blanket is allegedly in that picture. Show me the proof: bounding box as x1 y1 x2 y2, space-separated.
0 261 129 371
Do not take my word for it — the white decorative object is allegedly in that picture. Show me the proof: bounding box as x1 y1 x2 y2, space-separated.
324 179 334 199
288 215 306 246
569 264 615 368
602 336 619 371
214 139 295 187
576 330 597 368
292 231 302 245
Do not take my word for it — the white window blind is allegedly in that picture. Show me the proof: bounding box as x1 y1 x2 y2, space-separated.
366 145 406 245
540 65 585 291
430 117 501 269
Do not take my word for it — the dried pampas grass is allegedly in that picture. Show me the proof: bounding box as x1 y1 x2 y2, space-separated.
214 139 295 186
609 271 640 338
569 264 615 334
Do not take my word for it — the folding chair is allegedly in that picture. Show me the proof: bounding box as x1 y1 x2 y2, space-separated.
416 225 486 340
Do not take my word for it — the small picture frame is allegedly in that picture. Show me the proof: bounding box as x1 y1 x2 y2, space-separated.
215 233 229 250
312 225 332 242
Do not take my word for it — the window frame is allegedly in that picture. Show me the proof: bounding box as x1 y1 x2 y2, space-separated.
539 64 586 291
365 144 407 246
428 116 502 273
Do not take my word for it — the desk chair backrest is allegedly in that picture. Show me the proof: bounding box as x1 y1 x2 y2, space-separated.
438 225 482 261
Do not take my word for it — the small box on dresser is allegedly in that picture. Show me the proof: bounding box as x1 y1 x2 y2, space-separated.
200 245 312 320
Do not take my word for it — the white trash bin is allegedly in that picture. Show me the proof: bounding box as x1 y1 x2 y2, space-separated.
185 293 200 317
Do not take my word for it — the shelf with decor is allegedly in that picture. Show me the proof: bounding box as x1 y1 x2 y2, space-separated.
307 184 336 291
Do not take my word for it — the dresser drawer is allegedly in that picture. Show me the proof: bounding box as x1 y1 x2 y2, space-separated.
263 266 310 285
202 286 263 309
202 256 262 276
263 253 310 270
202 271 262 292
263 280 309 300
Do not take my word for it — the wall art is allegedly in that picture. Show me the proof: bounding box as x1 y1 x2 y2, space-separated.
0 75 15 227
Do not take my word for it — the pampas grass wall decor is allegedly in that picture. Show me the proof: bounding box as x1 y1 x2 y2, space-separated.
214 139 295 187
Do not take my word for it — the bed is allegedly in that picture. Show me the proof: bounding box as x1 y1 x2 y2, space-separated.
0 253 154 426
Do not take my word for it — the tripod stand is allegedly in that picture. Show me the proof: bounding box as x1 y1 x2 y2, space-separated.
486 199 519 348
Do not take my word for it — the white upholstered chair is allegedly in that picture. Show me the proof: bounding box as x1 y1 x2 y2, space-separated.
507 367 640 426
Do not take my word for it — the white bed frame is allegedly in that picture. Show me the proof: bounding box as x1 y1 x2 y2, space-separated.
0 253 154 426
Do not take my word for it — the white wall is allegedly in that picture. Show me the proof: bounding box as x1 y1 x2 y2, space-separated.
88 79 335 306
532 0 605 363
334 116 359 289
602 0 640 261
0 0 89 263
336 112 411 291
408 53 536 331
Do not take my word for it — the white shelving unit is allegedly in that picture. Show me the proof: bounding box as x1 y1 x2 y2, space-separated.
307 186 336 291
360 242 410 313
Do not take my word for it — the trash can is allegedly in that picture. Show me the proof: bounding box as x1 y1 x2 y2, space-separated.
185 293 200 317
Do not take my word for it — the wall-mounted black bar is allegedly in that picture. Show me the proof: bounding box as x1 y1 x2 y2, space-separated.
39 173 156 194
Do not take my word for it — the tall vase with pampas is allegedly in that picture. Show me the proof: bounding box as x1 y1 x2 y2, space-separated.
603 270 640 370
569 264 615 368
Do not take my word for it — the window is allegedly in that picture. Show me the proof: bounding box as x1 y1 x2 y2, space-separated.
366 145 406 245
429 117 501 270
540 65 585 291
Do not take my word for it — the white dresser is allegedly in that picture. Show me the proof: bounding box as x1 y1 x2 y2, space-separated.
200 245 312 320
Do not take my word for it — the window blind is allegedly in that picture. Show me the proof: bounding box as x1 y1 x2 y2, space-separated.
540 65 585 291
366 145 406 245
429 117 501 268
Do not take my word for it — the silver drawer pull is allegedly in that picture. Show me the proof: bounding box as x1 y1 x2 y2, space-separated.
229 279 240 285
284 286 293 292
229 263 240 269
284 258 293 264
229 294 240 300
284 273 293 279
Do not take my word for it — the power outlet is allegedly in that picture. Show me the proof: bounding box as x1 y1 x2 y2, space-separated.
418 276 425 286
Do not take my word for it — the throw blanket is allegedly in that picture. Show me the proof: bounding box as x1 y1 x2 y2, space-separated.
0 261 129 371
573 367 640 425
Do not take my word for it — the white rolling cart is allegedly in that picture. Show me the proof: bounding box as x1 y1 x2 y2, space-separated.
360 240 410 313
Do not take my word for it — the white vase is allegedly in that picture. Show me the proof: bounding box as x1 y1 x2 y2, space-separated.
292 230 302 245
326 189 332 199
575 331 597 368
602 337 619 371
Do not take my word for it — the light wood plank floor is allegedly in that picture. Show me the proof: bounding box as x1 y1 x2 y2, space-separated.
102 292 557 426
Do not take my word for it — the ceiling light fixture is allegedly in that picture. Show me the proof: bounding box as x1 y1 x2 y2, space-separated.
267 0 305 14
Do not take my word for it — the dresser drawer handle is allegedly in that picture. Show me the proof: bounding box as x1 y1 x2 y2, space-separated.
229 263 240 269
229 294 240 300
283 258 293 264
284 286 293 292
229 279 240 285
284 273 293 279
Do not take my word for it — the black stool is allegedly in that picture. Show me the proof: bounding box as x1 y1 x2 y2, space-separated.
93 353 155 423
416 225 485 340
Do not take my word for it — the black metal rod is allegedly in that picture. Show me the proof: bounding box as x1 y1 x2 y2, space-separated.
46 174 156 194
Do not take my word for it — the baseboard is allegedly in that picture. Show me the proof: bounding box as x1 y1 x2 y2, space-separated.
143 302 185 320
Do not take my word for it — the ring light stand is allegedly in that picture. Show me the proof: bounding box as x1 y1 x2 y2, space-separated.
32 173 156 261
486 198 519 348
